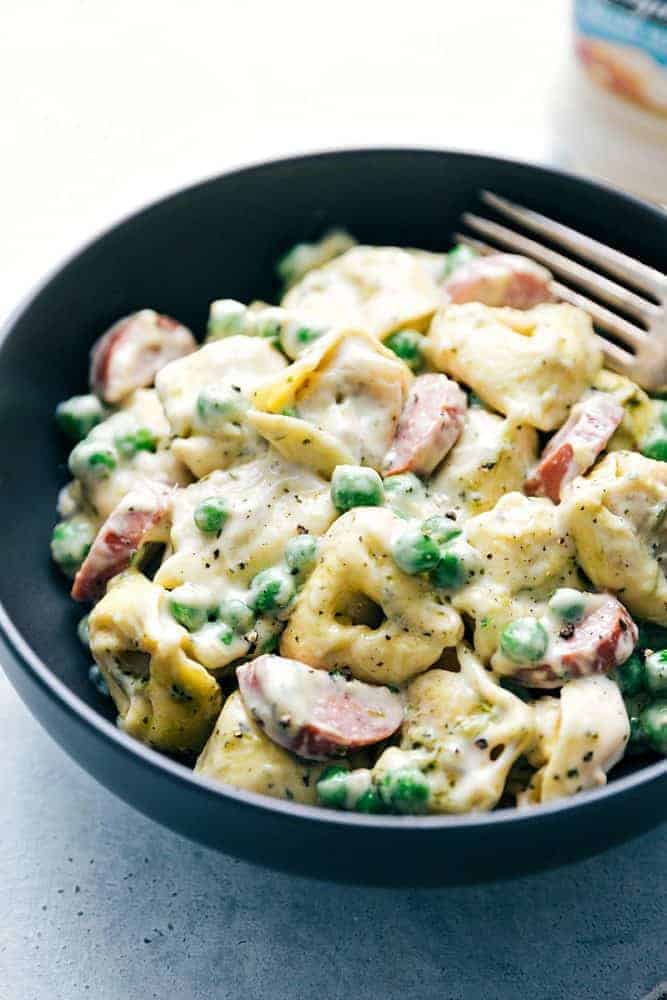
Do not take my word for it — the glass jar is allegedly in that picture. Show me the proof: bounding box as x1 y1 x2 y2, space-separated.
553 1 667 205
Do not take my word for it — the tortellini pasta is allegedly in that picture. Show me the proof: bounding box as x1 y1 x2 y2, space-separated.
155 450 336 670
195 691 326 803
281 507 463 684
564 451 667 625
89 571 222 753
426 303 602 431
68 388 190 521
592 369 656 452
429 407 538 516
156 335 286 478
453 492 581 662
249 328 411 476
372 644 533 813
518 675 629 805
282 246 440 339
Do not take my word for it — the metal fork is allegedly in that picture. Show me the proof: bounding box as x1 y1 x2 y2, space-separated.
455 191 667 392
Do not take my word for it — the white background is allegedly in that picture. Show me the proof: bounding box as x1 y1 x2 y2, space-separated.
1 0 565 320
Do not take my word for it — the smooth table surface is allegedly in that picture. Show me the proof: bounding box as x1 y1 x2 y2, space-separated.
2 671 665 1000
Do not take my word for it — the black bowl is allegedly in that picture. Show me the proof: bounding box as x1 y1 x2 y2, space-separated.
2 149 666 886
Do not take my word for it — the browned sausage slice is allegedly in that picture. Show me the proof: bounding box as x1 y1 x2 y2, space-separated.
443 253 554 309
514 595 638 689
90 310 196 403
236 655 404 760
525 392 624 502
384 374 467 477
71 481 172 602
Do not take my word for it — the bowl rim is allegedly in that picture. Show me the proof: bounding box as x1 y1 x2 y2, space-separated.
2 145 666 833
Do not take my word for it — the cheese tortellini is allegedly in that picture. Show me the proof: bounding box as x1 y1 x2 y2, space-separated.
89 571 222 753
453 492 581 662
282 245 440 339
249 328 411 475
195 691 326 803
281 507 463 684
156 335 286 477
430 407 538 516
50 230 665 820
373 645 534 813
565 451 667 625
519 675 629 805
426 303 602 430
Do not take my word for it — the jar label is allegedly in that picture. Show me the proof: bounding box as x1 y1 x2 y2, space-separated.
575 0 667 115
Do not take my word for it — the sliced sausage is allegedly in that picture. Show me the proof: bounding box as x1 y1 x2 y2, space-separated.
236 655 404 760
443 253 554 309
514 595 638 689
71 481 172 602
384 374 467 477
525 392 624 502
90 310 196 403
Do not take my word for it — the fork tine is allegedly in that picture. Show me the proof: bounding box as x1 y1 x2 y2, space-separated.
462 212 661 323
550 281 646 350
452 232 495 256
454 231 645 351
480 191 666 299
591 333 638 379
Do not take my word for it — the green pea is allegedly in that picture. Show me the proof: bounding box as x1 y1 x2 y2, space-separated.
640 699 667 755
642 437 667 462
50 520 95 577
88 664 110 698
115 427 157 458
548 588 587 624
331 465 384 512
77 614 90 647
279 322 325 358
637 620 667 653
248 566 296 614
421 515 461 546
392 526 441 575
499 677 532 702
219 598 254 633
614 653 646 697
285 534 318 574
383 330 424 371
383 473 424 500
625 692 650 749
218 624 235 646
170 600 208 632
442 243 477 279
500 618 549 663
253 307 284 341
281 405 299 418
260 634 280 654
429 550 466 590
207 299 247 339
196 386 248 429
355 787 385 814
69 441 118 480
645 650 667 695
55 394 106 442
379 768 430 815
194 496 229 534
316 766 349 809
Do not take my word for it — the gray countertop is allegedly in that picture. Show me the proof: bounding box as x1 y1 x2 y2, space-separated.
2 670 665 1000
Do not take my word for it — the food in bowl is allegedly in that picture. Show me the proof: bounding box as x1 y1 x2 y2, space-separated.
50 231 667 816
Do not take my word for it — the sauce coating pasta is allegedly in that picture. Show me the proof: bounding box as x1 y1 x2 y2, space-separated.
50 231 667 816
